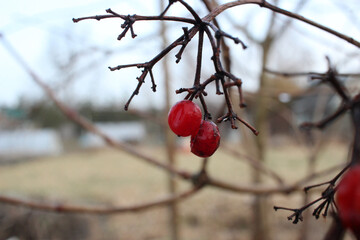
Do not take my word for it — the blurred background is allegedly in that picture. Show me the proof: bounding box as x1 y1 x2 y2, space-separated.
0 0 359 239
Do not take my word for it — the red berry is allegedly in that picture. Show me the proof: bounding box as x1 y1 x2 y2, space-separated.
190 120 220 157
336 165 360 237
168 100 202 137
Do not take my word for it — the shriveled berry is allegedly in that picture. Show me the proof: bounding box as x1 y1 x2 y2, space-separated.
190 120 220 157
336 165 360 237
168 100 202 137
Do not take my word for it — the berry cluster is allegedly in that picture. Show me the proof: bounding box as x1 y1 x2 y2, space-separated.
336 165 360 238
168 100 220 158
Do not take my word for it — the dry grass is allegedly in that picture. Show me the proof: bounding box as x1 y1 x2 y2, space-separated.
0 141 356 240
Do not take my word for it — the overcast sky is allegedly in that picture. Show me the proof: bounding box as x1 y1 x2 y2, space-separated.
1 0 359 110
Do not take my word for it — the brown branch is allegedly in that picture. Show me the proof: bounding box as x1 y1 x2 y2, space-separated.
0 159 344 214
265 68 326 78
159 0 176 18
265 68 360 78
208 160 346 195
175 27 191 63
73 11 196 25
202 0 360 48
0 187 201 215
193 29 205 86
207 177 298 195
202 0 246 50
178 0 202 23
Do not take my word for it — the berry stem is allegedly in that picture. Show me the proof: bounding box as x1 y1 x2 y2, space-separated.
194 29 204 86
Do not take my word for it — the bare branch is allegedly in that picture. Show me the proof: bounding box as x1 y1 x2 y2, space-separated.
0 187 201 214
265 68 360 78
202 0 360 48
73 11 196 25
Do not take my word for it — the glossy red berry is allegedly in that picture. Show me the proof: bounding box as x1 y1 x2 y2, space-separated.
336 165 360 237
190 120 220 157
168 100 202 137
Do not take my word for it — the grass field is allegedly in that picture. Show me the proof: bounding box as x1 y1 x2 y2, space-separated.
0 141 356 240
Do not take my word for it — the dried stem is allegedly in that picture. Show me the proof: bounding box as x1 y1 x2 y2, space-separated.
194 29 204 86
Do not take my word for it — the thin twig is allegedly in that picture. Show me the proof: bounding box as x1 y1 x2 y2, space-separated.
73 12 196 25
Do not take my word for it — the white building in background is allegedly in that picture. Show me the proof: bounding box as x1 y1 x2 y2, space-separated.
0 129 63 160
80 122 146 148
